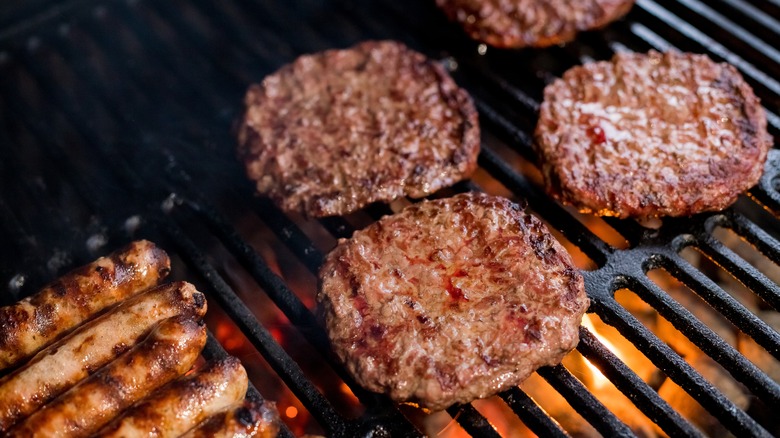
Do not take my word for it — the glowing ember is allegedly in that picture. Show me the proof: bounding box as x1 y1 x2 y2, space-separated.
285 406 299 419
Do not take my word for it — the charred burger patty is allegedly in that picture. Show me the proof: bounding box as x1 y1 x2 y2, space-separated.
535 50 771 219
237 40 479 217
318 192 588 410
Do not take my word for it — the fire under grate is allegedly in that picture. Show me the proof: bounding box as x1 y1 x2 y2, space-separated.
1 0 779 436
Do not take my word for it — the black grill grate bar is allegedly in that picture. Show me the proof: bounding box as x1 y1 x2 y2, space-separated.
634 266 780 406
718 0 780 36
317 217 357 241
591 295 771 436
469 97 536 161
157 211 350 436
697 233 780 311
753 150 780 213
249 199 324 273
729 210 780 266
634 0 780 131
576 327 703 437
664 251 780 366
445 405 502 438
669 0 780 66
498 387 569 438
460 61 541 114
536 365 635 436
182 198 329 349
600 217 649 248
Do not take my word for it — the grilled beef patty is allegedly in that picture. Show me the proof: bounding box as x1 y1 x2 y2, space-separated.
237 40 479 217
535 51 771 219
436 0 634 48
318 192 588 410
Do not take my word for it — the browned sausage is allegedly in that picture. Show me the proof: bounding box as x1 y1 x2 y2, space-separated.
95 356 248 438
6 315 206 438
181 400 281 438
0 240 171 370
0 281 206 432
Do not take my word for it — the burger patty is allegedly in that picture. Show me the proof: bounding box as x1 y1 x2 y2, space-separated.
535 51 771 219
317 192 588 410
435 0 635 48
237 40 480 217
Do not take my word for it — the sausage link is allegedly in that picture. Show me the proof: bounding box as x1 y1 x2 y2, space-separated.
0 240 171 370
0 281 206 432
95 356 248 438
181 400 281 438
6 315 206 438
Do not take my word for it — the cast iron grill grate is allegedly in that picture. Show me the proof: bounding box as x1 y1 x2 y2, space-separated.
0 0 779 436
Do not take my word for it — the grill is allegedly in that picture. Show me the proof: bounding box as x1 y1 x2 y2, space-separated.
1 0 779 436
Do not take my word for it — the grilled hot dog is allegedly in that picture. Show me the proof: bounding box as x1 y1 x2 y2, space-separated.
181 400 281 438
95 356 248 438
0 281 205 432
7 315 206 438
0 240 171 370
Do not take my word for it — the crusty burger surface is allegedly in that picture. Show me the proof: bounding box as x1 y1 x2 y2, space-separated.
318 192 588 410
237 40 479 217
535 50 771 219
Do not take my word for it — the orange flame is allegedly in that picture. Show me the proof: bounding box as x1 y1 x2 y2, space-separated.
581 315 621 390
